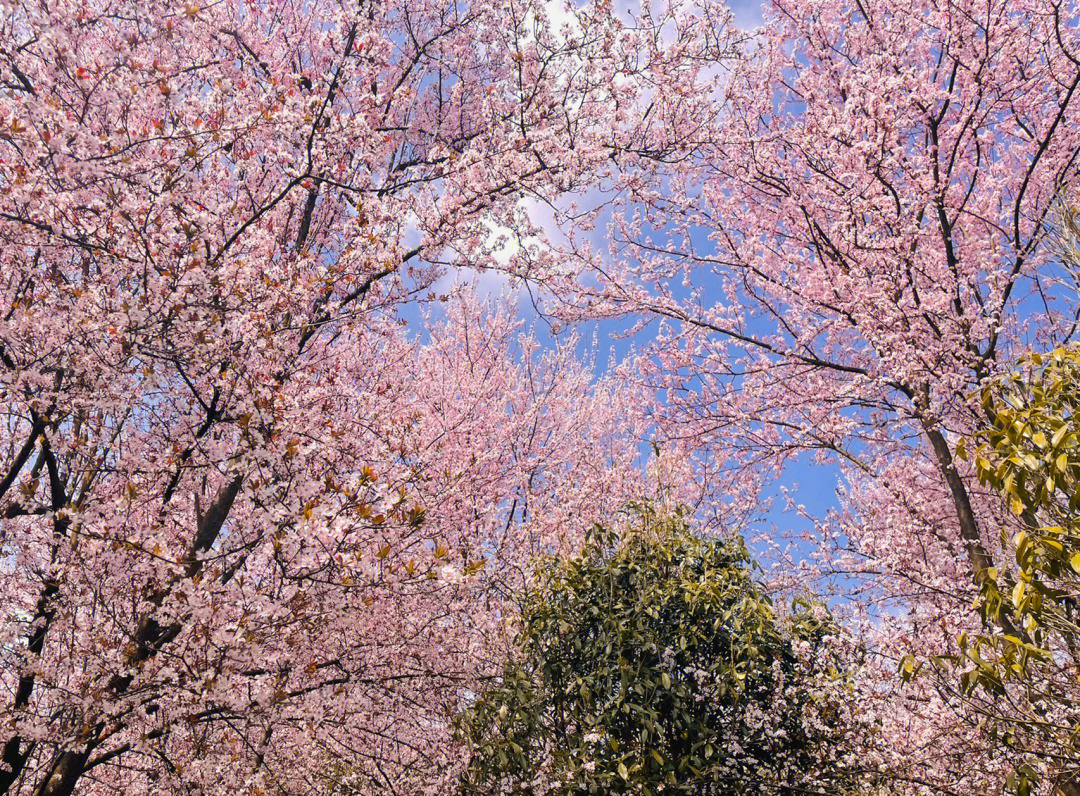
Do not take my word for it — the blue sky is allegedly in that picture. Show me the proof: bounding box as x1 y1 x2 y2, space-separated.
727 0 764 28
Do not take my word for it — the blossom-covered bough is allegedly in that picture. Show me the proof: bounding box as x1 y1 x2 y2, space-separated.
0 0 733 794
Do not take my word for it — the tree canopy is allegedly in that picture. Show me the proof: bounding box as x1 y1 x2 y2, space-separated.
457 510 858 796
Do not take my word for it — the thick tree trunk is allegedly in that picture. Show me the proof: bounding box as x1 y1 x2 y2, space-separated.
31 748 92 796
919 418 995 578
917 402 1025 639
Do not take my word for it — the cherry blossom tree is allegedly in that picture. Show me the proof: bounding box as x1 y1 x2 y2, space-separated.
0 0 733 793
541 0 1080 791
10 0 1078 791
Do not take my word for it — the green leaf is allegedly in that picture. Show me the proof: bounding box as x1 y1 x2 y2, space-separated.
956 437 968 461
